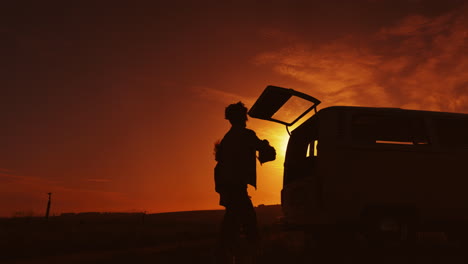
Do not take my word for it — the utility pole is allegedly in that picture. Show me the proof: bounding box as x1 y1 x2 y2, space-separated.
45 192 52 219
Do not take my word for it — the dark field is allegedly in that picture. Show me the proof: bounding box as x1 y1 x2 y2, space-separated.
2 205 468 264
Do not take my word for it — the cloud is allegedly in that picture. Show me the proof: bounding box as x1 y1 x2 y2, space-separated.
0 170 49 185
86 178 111 183
0 172 22 184
0 168 15 173
254 4 468 113
254 40 388 107
193 86 256 106
377 12 454 38
0 171 132 217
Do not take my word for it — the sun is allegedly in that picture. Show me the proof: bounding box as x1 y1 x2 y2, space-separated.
266 127 290 160
278 134 290 157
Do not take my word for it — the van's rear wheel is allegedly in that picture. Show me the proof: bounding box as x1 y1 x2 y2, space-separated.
303 226 362 263
361 206 418 245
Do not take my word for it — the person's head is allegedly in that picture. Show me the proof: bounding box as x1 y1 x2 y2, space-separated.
225 102 248 127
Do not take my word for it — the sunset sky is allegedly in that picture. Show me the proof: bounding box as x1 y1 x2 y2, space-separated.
1 0 467 217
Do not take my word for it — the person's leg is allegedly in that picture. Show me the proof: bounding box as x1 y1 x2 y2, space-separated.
220 207 240 243
233 189 258 242
235 191 260 263
216 190 243 263
243 197 259 242
216 208 236 263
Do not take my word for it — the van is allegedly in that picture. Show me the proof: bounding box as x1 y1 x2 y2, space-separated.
249 85 468 242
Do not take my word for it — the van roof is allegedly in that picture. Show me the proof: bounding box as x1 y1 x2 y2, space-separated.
318 105 468 118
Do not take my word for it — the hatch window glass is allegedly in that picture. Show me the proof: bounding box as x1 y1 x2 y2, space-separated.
271 97 316 126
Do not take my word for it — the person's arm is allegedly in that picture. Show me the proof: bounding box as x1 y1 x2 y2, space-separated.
250 130 276 163
248 130 265 150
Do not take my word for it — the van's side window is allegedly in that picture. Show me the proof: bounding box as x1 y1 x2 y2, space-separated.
351 114 429 146
283 118 319 185
306 140 318 157
435 118 468 148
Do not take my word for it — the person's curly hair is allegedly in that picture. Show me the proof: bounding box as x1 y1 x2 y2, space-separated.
225 101 247 121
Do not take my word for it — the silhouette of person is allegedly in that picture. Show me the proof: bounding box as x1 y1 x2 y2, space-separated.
214 102 276 263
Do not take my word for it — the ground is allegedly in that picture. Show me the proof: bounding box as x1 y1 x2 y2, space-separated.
1 205 467 264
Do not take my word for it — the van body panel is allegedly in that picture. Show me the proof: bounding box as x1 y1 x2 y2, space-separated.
282 106 468 226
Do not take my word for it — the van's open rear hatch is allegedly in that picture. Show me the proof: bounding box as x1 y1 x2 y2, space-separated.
248 85 321 126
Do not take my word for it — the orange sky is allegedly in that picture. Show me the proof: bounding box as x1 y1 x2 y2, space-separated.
0 0 467 217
